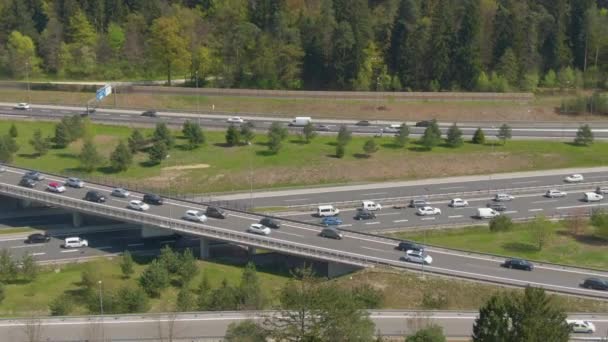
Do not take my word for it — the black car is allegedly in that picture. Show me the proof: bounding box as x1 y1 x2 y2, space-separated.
19 177 36 188
355 120 371 126
582 277 608 291
141 110 158 117
397 241 425 252
143 193 163 205
260 217 280 229
84 190 106 203
410 199 429 208
501 258 534 271
320 227 343 240
25 233 51 244
486 202 507 211
206 206 227 219
24 171 44 181
354 209 376 220
415 120 433 127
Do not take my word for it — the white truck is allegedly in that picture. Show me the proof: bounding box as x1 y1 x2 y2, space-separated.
477 208 500 219
289 117 312 127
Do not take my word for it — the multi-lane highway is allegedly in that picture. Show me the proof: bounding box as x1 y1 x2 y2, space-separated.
3 102 608 140
0 311 606 341
1 165 607 299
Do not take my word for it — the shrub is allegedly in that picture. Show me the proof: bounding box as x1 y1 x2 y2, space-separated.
489 215 512 232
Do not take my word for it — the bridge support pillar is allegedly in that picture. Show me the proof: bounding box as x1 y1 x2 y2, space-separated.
327 262 361 278
247 246 257 256
199 238 210 259
72 212 83 228
18 199 32 209
141 225 174 238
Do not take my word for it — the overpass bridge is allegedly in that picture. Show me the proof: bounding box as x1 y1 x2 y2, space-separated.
0 165 607 299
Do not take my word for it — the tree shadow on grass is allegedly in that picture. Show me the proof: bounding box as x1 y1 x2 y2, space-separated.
17 153 39 159
56 153 78 159
353 153 370 159
139 160 160 168
326 154 341 159
563 142 586 147
256 150 276 157
289 139 307 145
381 143 403 149
408 146 431 152
502 242 538 253
326 141 338 147
254 141 268 148
556 230 608 246
213 142 233 148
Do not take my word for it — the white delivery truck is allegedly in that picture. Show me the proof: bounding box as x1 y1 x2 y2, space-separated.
289 117 312 126
317 205 340 217
477 208 500 219
361 200 382 211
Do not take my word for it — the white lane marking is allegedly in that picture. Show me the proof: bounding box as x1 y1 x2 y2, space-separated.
365 222 381 225
338 224 352 228
283 198 310 202
421 217 436 220
557 203 608 210
512 180 539 185
60 249 79 253
277 231 303 238
529 208 543 212
375 212 400 216
393 219 409 223
448 215 463 218
439 186 465 190
127 243 144 247
503 210 518 214
119 115 129 117
361 246 387 253
532 199 558 204
32 252 46 256
99 113 110 116
361 192 387 196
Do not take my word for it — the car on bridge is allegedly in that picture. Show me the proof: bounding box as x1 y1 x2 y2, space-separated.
128 200 150 211
65 177 85 188
24 171 44 181
19 177 36 188
247 223 271 236
567 320 596 333
545 189 566 198
25 233 51 244
13 103 30 110
501 258 534 271
183 210 207 223
401 250 433 265
321 216 343 226
319 227 343 240
63 237 88 248
449 198 469 207
396 241 425 252
111 188 130 198
143 193 163 205
206 206 227 219
564 174 584 183
46 182 66 193
581 277 608 291
84 191 106 203
416 206 441 216
259 217 280 229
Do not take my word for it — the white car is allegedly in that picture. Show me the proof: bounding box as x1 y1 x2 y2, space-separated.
545 189 566 198
46 182 66 193
416 206 441 216
227 116 245 124
63 237 88 248
13 103 30 110
584 192 603 202
494 193 514 202
382 126 399 134
247 223 271 236
0 166 6 173
401 250 433 265
567 320 596 333
449 198 469 207
564 174 584 183
65 177 85 188
183 210 207 223
128 200 150 211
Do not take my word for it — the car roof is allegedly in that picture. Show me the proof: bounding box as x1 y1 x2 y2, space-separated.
186 209 200 214
49 182 59 186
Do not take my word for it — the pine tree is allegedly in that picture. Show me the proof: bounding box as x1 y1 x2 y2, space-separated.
9 124 18 138
337 125 352 146
128 129 146 153
120 250 134 279
267 122 288 154
240 122 255 145
225 125 241 146
472 128 486 144
178 249 198 286
139 260 170 297
53 122 71 148
79 139 104 172
29 129 51 156
148 141 167 164
446 123 463 148
239 262 264 309
421 126 441 150
302 121 317 143
451 0 481 90
182 121 204 148
152 123 174 148
176 287 195 311
363 139 379 157
574 124 594 146
395 123 410 147
110 141 133 172
497 124 512 145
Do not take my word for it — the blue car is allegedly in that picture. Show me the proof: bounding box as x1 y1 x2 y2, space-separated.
321 217 343 226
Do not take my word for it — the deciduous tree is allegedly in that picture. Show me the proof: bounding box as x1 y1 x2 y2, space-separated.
29 129 51 156
149 16 190 85
574 124 594 146
267 122 288 154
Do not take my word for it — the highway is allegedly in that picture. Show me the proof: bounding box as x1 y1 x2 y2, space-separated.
0 165 607 299
0 311 606 341
3 102 608 140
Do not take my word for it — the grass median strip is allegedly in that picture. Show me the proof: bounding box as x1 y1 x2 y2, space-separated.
0 227 36 235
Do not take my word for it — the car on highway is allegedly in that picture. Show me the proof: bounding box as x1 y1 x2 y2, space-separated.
65 177 85 188
315 124 330 131
111 188 130 198
581 277 608 291
13 103 30 110
47 182 66 193
84 190 106 203
319 227 343 240
564 174 584 183
247 223 271 236
545 189 566 198
382 126 399 134
361 200 382 211
63 237 88 248
401 250 433 265
486 203 507 211
182 210 207 223
584 192 603 202
416 206 441 216
143 193 163 205
141 110 158 117
477 208 500 219
409 199 429 208
259 217 280 229
321 216 343 226
24 171 44 181
567 320 596 334
128 200 150 211
596 186 608 195
206 206 227 219
449 198 469 207
19 177 36 188
415 120 432 127
0 166 5 173
501 258 534 271
396 241 425 252
355 120 371 126
227 116 245 124
317 205 340 217
354 208 376 220
494 193 514 201
25 233 51 244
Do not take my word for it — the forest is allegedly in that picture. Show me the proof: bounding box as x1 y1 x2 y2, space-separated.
0 0 607 91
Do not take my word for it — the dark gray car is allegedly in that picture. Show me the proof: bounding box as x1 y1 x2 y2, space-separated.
320 227 343 240
410 199 429 208
206 206 227 219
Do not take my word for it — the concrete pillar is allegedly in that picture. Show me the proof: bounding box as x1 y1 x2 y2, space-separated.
327 262 362 278
199 238 210 259
248 246 257 256
140 225 174 238
18 199 32 209
72 212 83 228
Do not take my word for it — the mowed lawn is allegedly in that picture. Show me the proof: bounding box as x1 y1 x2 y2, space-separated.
2 119 608 193
390 222 608 269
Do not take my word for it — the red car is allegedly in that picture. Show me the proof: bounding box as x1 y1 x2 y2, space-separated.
47 182 66 193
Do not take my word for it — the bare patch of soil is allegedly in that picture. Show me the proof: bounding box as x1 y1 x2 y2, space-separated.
162 163 210 171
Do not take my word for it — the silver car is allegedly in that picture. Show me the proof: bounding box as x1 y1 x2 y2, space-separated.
111 188 130 198
65 177 85 188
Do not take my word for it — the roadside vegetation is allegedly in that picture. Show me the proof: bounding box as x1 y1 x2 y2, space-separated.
390 213 608 269
0 118 607 194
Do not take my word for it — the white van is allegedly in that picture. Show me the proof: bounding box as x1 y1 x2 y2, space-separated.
477 208 500 219
63 237 88 248
289 117 312 127
584 192 603 202
317 205 340 217
361 200 382 211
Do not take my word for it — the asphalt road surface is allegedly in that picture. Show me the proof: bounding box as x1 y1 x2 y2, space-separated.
1 166 607 299
3 102 608 140
0 311 606 341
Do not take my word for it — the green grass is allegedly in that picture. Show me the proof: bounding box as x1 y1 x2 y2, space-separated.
388 222 608 269
0 227 36 235
2 119 608 194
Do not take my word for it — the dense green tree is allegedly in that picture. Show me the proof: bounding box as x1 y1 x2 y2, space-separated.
49 293 73 316
178 249 198 286
225 320 268 342
337 125 352 146
574 124 594 146
29 129 51 156
0 135 19 163
8 124 17 138
389 0 419 87
267 122 288 154
128 129 146 153
207 278 240 310
6 30 41 78
152 123 174 149
406 324 446 342
395 123 410 147
336 143 345 159
110 141 133 172
20 252 38 281
139 259 170 297
148 141 167 164
176 286 195 312
159 245 180 275
116 286 149 313
182 121 205 149
225 125 241 146
489 215 512 232
79 139 104 172
120 250 134 279
420 125 441 150
149 16 190 85
197 273 212 310
239 262 264 310
497 48 518 86
497 124 512 145
429 0 454 89
451 0 482 90
302 121 316 143
0 249 17 283
363 139 379 157
446 123 463 148
240 122 255 145
472 128 486 144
